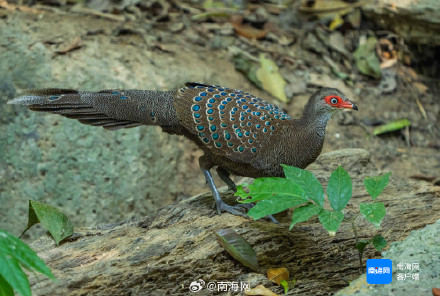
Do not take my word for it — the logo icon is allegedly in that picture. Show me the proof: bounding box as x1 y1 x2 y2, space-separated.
189 279 205 292
366 259 392 284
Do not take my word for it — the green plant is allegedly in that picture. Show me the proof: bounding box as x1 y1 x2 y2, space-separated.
0 229 55 296
235 165 391 270
0 200 73 296
21 200 73 245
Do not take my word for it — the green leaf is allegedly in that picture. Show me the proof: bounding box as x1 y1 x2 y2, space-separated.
248 196 308 220
0 230 55 296
364 172 391 200
0 252 30 296
327 166 352 211
21 200 73 245
280 280 289 294
215 229 258 271
2 230 55 280
0 274 14 296
372 235 387 251
373 119 411 136
232 53 261 88
281 164 325 207
355 240 370 253
289 203 322 230
360 202 386 228
256 54 288 102
236 177 307 203
318 209 344 236
191 11 230 21
353 36 382 79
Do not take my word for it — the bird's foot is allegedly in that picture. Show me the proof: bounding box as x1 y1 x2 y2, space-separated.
265 214 279 224
214 200 251 218
215 201 278 223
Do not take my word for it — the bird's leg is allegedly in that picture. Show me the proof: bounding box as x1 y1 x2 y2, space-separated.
199 156 278 223
216 167 237 192
199 156 249 217
216 166 278 224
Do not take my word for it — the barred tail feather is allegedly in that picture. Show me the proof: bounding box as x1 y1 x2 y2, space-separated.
9 88 178 130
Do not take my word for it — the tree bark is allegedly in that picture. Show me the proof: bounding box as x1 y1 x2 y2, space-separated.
28 149 440 296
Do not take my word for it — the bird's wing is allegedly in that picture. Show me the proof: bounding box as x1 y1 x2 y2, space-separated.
174 83 293 163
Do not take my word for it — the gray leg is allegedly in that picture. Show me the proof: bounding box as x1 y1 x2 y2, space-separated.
199 156 248 217
199 156 278 223
216 167 237 192
216 166 278 223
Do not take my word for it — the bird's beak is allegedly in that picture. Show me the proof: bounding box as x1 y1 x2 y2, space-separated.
340 100 358 111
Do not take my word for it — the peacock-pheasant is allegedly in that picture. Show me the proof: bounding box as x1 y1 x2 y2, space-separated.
9 82 358 217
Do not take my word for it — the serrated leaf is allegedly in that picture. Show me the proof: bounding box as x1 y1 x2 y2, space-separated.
235 177 307 203
318 209 344 235
21 200 73 245
215 229 258 271
281 164 325 207
355 240 370 253
248 196 308 220
373 119 410 136
372 235 387 251
256 54 288 102
0 274 14 296
289 203 322 230
327 166 352 211
0 252 30 296
360 202 386 228
364 172 391 200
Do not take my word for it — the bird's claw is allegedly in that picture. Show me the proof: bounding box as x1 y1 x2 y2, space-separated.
215 201 249 218
215 201 278 223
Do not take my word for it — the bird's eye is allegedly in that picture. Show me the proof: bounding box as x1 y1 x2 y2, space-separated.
330 97 338 104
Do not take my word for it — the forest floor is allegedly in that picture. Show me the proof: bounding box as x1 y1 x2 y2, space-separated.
5 0 436 189
1 0 440 294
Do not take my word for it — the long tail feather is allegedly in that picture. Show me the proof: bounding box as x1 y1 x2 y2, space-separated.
9 88 178 130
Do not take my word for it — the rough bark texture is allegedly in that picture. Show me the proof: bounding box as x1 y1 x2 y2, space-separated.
27 149 440 296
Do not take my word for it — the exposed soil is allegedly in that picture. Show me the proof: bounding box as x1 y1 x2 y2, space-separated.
1 0 439 294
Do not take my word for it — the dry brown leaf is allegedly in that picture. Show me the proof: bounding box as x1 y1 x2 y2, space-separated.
70 6 126 22
54 37 83 55
267 267 289 285
413 82 428 95
407 67 418 79
233 23 267 39
380 59 397 69
416 97 428 119
377 39 396 60
433 287 440 296
154 43 174 53
256 54 288 102
309 73 354 99
299 0 353 13
0 0 44 13
245 284 279 296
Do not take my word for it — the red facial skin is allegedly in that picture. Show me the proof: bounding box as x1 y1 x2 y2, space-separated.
323 95 358 110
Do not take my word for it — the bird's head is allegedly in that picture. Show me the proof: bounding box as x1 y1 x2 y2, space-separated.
305 87 358 118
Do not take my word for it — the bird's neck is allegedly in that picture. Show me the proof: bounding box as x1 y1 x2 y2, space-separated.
297 103 333 133
282 106 333 169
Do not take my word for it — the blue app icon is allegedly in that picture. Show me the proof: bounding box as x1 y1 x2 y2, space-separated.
366 259 392 284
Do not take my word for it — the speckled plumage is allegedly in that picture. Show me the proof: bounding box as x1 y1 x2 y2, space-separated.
9 82 357 217
175 83 292 163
